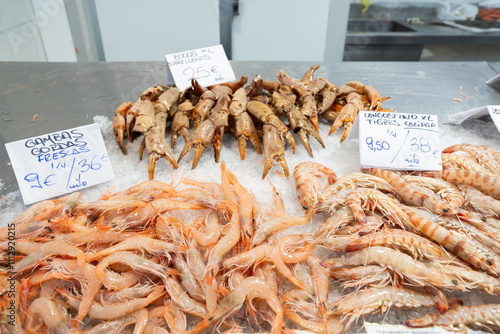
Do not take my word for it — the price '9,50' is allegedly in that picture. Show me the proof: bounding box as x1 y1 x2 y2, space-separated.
365 137 390 152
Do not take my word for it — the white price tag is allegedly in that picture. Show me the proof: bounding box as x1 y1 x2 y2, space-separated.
487 105 500 132
359 111 441 171
165 44 236 91
5 123 115 205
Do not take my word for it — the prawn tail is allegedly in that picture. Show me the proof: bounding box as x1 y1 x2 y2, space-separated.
289 276 307 290
191 316 212 333
163 300 182 332
431 288 449 314
147 286 166 304
173 244 190 252
164 267 179 276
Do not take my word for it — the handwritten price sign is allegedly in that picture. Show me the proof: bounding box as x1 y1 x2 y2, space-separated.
359 111 441 171
5 123 115 205
488 105 500 132
165 44 235 90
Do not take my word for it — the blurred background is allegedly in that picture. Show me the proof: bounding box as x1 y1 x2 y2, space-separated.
0 0 499 63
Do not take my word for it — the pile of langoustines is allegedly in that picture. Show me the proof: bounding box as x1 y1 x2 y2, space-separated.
113 64 391 181
3 142 500 333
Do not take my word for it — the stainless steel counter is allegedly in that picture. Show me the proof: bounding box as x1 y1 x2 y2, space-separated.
490 62 500 74
1 61 500 197
345 20 500 46
344 3 500 61
346 3 500 46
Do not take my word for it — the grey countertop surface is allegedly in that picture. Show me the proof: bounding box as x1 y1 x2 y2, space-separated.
489 62 500 73
1 60 500 197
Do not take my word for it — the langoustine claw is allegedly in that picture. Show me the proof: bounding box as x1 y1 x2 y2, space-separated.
125 99 141 142
277 69 305 90
271 90 293 116
113 85 181 179
328 103 358 142
247 100 295 178
132 99 156 134
192 83 216 129
155 86 182 136
248 74 270 104
277 64 320 90
180 80 243 167
288 105 324 158
272 86 323 157
262 123 289 179
177 119 216 169
125 85 166 142
209 94 231 163
128 97 178 179
365 85 391 111
113 101 132 154
229 87 262 160
141 126 178 180
302 77 327 130
298 89 320 131
247 101 295 154
171 100 194 148
301 64 320 85
276 65 323 130
236 109 262 160
317 79 338 114
329 91 368 142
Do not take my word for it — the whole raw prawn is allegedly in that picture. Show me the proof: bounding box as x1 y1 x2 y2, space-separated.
322 246 465 290
191 276 284 334
293 161 337 212
345 229 454 261
329 286 449 327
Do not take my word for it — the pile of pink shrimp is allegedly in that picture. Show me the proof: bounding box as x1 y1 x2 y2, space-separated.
2 142 500 333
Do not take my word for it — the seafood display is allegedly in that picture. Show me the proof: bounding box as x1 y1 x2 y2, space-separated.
113 65 392 180
3 142 500 333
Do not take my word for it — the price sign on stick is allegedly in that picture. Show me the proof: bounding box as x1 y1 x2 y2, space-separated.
359 111 441 171
165 44 236 91
488 105 500 132
5 123 115 205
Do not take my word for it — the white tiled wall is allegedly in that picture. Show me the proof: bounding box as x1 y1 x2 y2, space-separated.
0 0 76 62
232 0 340 62
94 0 220 62
31 0 76 61
0 0 34 31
